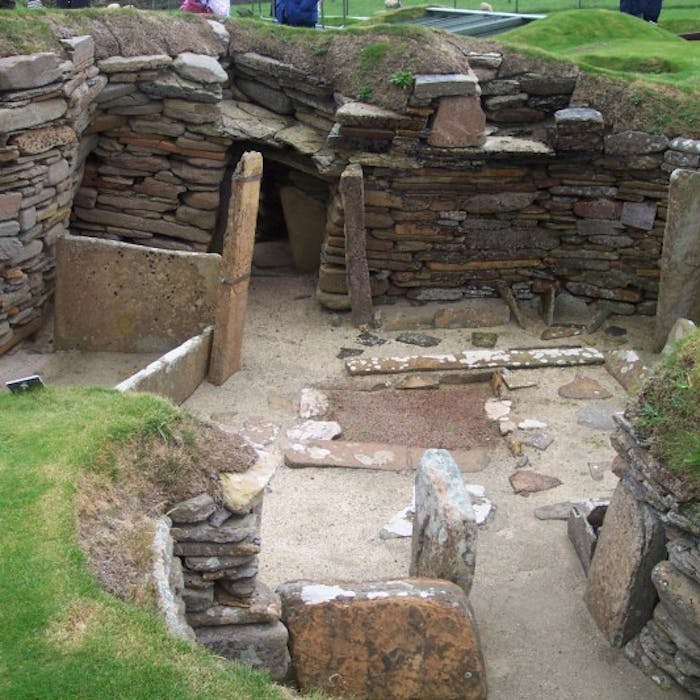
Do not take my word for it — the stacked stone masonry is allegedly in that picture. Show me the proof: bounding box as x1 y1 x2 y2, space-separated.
166 491 290 682
1 19 700 354
591 415 700 695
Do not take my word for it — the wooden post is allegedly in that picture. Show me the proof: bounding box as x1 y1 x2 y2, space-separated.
208 151 262 385
340 163 374 328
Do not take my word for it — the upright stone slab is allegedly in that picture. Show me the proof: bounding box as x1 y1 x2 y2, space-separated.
410 449 478 595
427 95 486 148
279 186 325 273
584 479 667 647
654 169 700 350
54 235 219 353
209 151 262 385
340 163 373 328
278 578 487 700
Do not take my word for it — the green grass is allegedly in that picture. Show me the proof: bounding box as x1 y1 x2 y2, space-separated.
0 386 290 700
630 330 700 491
501 9 700 91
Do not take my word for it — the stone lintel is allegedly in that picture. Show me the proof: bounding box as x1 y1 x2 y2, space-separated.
414 73 481 99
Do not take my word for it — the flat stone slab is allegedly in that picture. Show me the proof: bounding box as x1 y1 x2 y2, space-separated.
605 349 649 392
558 375 612 400
509 470 562 495
286 420 341 442
346 346 604 376
278 578 487 700
585 479 667 647
284 441 489 473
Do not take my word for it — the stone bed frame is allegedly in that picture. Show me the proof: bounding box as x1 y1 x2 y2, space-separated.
153 447 489 698
1 17 700 356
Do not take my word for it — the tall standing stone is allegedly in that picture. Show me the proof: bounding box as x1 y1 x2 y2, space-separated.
208 151 262 385
654 169 700 350
340 163 373 328
584 479 667 647
410 448 478 596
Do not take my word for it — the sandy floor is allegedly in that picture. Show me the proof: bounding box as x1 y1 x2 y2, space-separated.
2 273 689 699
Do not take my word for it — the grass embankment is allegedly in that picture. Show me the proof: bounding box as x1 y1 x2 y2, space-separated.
0 386 288 700
631 330 700 492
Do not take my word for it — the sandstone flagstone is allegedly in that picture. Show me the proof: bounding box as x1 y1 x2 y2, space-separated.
558 375 613 400
277 578 487 700
509 470 562 495
220 450 278 515
585 479 667 647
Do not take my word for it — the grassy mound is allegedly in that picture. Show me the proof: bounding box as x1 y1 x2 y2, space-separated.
630 330 700 491
502 9 700 91
0 386 290 700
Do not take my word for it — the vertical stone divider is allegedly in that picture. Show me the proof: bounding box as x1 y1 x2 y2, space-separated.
654 168 700 350
208 151 262 385
340 163 373 328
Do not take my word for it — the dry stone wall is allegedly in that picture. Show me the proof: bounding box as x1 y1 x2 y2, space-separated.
2 17 700 355
585 414 700 695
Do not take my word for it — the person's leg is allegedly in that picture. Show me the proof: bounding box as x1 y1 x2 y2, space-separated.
643 0 662 21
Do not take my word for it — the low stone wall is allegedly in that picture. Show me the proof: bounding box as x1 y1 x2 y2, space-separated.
584 415 700 695
154 453 291 682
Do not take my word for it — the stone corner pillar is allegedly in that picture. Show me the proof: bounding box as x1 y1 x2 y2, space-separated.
653 168 700 351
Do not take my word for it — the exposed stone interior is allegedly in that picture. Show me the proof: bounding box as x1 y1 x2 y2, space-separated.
1 15 699 355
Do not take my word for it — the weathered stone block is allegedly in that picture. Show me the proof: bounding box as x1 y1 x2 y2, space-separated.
195 621 290 681
0 98 67 133
97 54 172 73
54 235 219 352
605 131 669 155
585 479 667 647
410 449 478 595
427 95 486 148
167 494 217 524
621 201 657 231
413 73 480 99
278 578 487 699
0 52 63 90
173 52 228 84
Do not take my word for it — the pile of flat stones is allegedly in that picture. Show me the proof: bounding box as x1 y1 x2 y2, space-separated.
0 38 100 349
165 479 290 681
584 414 700 695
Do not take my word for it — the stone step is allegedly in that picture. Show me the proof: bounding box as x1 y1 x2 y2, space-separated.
284 440 490 473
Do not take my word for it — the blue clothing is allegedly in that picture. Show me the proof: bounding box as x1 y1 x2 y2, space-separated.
275 0 317 27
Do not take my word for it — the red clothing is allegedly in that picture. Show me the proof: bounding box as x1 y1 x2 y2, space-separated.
181 0 212 13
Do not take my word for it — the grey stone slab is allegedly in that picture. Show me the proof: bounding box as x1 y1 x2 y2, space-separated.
410 449 478 596
0 98 67 133
621 201 657 231
654 169 700 349
413 73 480 99
0 52 63 90
195 621 290 682
173 52 227 84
